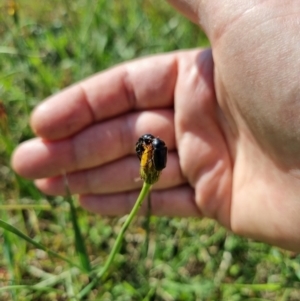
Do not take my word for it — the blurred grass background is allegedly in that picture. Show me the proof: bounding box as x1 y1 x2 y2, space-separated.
1 0 300 300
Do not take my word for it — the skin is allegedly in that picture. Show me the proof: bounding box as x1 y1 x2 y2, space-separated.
12 0 300 251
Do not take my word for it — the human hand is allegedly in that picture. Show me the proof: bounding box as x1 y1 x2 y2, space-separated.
12 0 300 251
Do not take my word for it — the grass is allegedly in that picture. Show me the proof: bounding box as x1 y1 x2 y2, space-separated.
0 0 300 300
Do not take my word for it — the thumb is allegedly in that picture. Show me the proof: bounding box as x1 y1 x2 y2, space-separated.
166 0 200 24
167 0 270 44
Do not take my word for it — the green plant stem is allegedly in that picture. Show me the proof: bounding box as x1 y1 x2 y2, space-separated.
99 182 151 280
78 182 152 299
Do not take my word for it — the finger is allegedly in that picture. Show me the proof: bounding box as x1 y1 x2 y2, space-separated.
31 52 178 140
12 110 174 179
79 185 201 217
34 152 185 195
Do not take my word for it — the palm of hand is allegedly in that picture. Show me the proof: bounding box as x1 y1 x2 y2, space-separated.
204 2 300 250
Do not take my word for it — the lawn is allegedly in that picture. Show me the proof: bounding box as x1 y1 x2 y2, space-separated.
0 0 300 300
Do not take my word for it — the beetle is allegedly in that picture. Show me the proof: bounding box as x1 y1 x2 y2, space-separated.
135 134 167 184
135 133 154 161
151 137 167 171
135 134 167 171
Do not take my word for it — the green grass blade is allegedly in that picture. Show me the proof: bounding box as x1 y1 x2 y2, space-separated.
0 219 82 270
222 283 283 291
64 177 91 272
0 194 19 300
3 230 17 301
142 192 152 258
0 285 63 294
